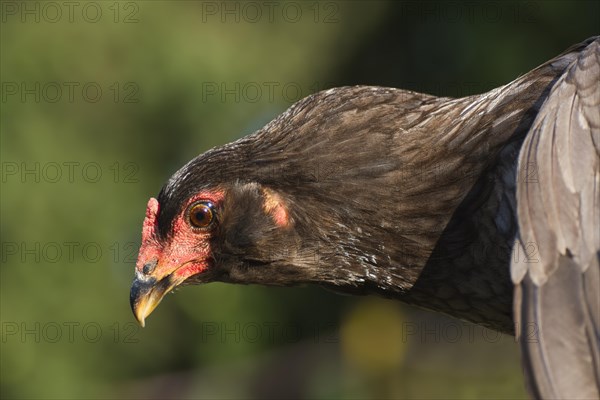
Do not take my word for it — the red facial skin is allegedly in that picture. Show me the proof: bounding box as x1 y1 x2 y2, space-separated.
136 190 225 283
262 188 290 228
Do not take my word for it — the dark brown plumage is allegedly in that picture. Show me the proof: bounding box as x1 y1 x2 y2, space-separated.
130 37 599 399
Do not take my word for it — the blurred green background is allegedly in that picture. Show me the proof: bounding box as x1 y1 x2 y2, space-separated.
1 1 598 399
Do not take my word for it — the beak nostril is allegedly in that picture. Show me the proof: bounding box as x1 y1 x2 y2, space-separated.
143 259 158 275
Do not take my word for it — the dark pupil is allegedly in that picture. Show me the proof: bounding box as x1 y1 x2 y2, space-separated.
194 209 208 224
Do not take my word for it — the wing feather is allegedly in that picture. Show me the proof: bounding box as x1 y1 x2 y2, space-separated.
512 38 600 399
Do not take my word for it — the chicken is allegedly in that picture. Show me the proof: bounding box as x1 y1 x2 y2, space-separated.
130 37 599 399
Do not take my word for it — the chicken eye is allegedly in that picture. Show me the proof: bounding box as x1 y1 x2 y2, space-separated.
187 201 215 230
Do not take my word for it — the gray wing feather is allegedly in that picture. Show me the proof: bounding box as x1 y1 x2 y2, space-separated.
511 38 600 399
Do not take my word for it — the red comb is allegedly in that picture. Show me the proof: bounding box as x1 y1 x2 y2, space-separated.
142 197 159 244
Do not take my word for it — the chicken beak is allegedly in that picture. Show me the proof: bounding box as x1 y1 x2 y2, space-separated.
130 274 177 327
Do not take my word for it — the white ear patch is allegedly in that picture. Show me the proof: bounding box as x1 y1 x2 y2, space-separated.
262 188 291 228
